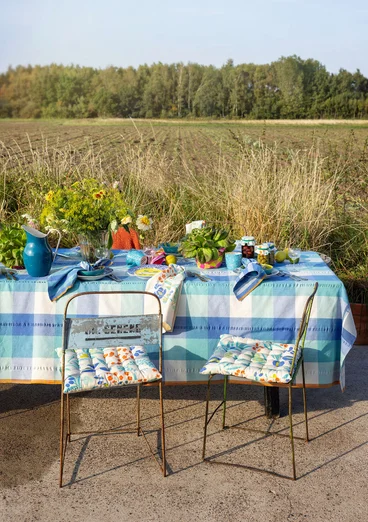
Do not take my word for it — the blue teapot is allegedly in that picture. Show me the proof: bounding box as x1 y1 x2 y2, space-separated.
22 226 61 277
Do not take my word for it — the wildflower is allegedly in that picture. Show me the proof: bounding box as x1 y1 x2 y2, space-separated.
121 215 132 225
45 190 54 202
22 213 40 229
93 191 104 200
112 181 120 190
136 215 153 231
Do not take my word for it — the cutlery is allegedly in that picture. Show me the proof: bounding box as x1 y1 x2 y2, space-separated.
277 270 308 281
186 270 211 282
107 272 123 282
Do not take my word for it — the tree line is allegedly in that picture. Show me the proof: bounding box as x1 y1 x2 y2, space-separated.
1 56 368 119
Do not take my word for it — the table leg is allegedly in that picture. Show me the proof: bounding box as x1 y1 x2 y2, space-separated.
264 387 280 418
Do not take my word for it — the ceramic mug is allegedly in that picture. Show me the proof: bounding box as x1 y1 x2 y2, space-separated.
126 250 147 266
225 252 242 270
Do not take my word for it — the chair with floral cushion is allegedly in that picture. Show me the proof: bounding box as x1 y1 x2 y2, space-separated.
59 290 166 487
200 282 318 480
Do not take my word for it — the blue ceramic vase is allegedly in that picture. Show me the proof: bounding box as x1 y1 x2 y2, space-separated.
22 225 57 277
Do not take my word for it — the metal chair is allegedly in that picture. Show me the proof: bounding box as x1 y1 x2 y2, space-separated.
59 291 166 487
202 282 318 480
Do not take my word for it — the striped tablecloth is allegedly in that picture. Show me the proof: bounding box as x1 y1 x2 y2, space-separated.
0 250 356 388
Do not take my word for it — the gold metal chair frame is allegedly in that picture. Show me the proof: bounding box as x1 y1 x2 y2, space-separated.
202 282 319 480
59 291 167 487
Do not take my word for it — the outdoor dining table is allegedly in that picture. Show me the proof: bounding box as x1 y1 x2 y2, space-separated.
0 249 357 417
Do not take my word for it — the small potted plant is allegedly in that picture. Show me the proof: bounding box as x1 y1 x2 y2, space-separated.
180 227 235 268
0 225 26 268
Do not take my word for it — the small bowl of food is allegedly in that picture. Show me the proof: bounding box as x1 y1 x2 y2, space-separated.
159 242 180 254
261 264 274 275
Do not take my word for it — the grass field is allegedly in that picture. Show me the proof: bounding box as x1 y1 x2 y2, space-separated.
0 119 367 297
1 119 368 168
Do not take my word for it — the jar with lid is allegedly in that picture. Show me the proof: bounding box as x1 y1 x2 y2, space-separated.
240 236 256 259
255 244 270 265
267 241 276 266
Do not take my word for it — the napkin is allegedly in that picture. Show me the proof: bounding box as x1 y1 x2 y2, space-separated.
233 261 266 301
48 258 112 302
185 220 206 234
145 264 186 332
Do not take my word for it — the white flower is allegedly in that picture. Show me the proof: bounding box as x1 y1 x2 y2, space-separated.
112 181 120 189
136 215 153 231
22 214 39 229
121 215 132 225
110 219 118 232
28 220 39 230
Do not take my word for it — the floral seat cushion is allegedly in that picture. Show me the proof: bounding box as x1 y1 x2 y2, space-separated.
199 334 301 384
58 345 161 394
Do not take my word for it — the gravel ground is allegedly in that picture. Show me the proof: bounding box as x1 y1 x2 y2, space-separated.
1 346 367 522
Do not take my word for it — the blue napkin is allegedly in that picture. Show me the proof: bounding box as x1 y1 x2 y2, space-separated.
48 258 112 301
233 261 266 301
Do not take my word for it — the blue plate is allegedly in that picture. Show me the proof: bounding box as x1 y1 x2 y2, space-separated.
77 268 113 281
78 268 104 277
127 264 165 279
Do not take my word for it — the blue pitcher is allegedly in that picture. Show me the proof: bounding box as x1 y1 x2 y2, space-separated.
22 226 61 277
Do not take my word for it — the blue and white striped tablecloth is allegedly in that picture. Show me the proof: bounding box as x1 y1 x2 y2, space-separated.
0 250 356 388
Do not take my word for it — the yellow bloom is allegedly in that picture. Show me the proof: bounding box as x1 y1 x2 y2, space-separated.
136 215 153 231
93 191 104 200
121 215 132 225
45 190 54 202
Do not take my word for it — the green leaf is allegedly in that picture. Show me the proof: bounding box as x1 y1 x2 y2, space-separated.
203 247 213 262
216 239 229 248
107 230 113 249
197 250 205 264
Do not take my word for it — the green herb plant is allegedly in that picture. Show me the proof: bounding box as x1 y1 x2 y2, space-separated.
180 227 235 264
0 225 26 268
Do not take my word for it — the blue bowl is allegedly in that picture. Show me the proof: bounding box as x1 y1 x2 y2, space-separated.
78 268 104 277
159 242 179 254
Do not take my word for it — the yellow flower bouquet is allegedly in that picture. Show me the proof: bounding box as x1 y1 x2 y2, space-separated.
40 179 132 261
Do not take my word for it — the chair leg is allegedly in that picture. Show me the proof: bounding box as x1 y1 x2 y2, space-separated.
289 386 296 480
159 381 167 477
66 394 71 442
222 376 228 429
302 359 309 442
59 392 65 488
137 384 141 436
202 376 212 460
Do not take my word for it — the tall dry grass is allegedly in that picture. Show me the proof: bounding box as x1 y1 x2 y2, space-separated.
0 134 367 271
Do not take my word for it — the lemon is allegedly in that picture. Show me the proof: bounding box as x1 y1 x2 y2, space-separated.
275 250 286 263
165 255 177 265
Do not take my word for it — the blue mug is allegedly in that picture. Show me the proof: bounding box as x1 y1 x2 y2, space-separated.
126 250 147 267
225 252 242 270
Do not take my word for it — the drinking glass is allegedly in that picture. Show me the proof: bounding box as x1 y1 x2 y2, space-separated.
288 248 301 263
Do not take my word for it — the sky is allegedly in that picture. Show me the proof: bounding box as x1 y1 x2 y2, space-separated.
1 0 368 75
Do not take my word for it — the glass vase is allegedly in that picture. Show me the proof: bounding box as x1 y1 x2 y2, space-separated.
78 230 110 264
